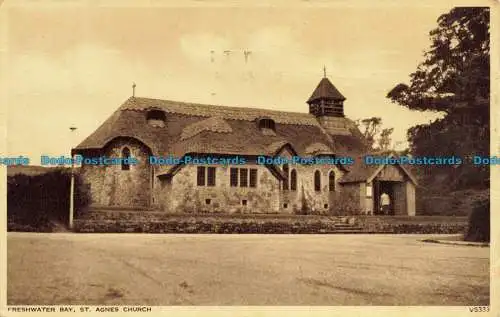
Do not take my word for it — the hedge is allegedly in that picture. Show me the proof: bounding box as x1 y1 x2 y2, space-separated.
7 169 90 232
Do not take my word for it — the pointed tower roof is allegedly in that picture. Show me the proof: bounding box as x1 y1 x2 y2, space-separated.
307 77 346 104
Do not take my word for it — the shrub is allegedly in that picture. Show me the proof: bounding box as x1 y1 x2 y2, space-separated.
464 198 490 242
294 185 310 215
329 191 360 216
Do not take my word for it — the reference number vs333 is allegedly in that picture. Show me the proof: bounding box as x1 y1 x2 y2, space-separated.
468 306 489 312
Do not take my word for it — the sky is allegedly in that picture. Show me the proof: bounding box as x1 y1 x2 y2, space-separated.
2 1 460 163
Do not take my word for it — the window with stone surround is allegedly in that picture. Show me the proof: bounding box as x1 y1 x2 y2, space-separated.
197 166 206 186
121 147 131 171
207 167 216 186
282 164 289 190
314 170 321 192
230 168 257 188
230 168 238 187
329 170 336 192
240 168 248 187
197 166 216 186
249 169 257 188
290 169 297 191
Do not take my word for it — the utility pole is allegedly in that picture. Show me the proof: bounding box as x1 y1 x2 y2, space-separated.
69 126 77 230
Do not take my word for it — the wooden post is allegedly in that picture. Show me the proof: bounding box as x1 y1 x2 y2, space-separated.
69 161 74 229
69 127 77 229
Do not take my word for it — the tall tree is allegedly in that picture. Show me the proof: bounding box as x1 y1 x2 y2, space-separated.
356 117 382 149
378 128 394 152
387 7 490 189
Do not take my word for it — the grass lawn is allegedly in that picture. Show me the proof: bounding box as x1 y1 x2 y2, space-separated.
7 233 489 306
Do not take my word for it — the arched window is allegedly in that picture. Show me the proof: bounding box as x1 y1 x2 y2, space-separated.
146 109 166 127
258 118 276 131
329 171 335 192
282 164 289 190
314 170 321 192
290 169 297 191
258 118 276 136
121 147 131 171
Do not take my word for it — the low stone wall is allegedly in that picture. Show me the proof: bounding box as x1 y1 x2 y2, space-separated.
74 218 362 234
79 210 321 221
355 216 468 234
72 212 469 234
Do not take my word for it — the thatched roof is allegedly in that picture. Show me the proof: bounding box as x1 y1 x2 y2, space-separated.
305 142 334 155
73 96 377 177
180 116 232 141
73 96 419 182
338 155 379 183
120 97 320 125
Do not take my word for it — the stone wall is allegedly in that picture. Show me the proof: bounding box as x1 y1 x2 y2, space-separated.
154 154 347 214
78 138 366 214
78 137 153 208
157 162 280 213
287 164 346 214
406 181 416 216
355 215 467 233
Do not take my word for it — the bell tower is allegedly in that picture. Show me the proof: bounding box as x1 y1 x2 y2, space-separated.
307 70 346 117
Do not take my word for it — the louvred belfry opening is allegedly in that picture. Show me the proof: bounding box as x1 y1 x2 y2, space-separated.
307 76 346 117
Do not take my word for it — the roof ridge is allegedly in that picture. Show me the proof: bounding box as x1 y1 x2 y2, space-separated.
127 96 317 117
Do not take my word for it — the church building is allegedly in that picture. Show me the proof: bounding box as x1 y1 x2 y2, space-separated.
73 75 417 216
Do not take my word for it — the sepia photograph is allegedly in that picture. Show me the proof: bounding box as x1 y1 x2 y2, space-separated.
1 0 496 312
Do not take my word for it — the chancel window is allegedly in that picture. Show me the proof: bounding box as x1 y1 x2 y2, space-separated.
207 167 216 186
290 169 297 191
240 168 248 187
197 166 216 186
197 166 206 186
230 168 258 188
121 147 131 171
314 170 321 192
329 171 335 192
249 169 257 188
230 168 238 187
